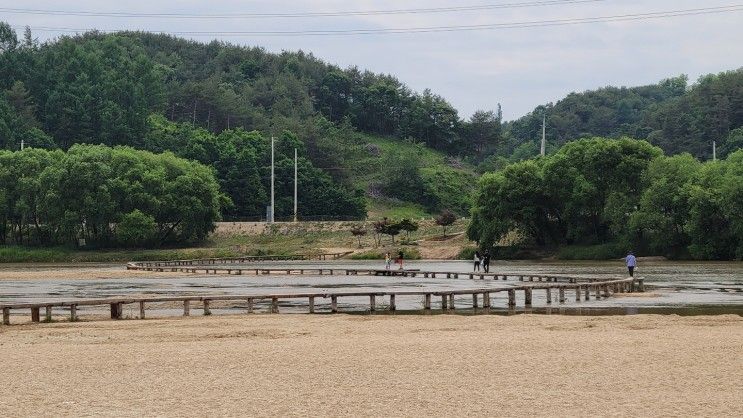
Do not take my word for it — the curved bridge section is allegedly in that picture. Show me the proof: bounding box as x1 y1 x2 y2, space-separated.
126 257 622 284
1 277 642 326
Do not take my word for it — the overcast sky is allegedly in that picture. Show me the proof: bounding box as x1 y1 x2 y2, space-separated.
4 0 743 120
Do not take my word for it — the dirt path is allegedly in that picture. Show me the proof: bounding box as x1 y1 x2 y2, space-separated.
1 314 741 416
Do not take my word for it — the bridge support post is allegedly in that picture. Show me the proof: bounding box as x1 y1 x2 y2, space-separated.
441 295 448 311
576 286 581 302
45 306 52 322
558 288 565 303
2 307 9 325
308 297 314 313
472 294 479 308
483 292 490 308
369 295 376 312
331 296 338 313
110 303 122 319
448 294 455 310
545 288 552 304
508 289 516 308
424 294 431 310
389 294 396 311
584 285 590 301
70 304 77 322
271 298 279 313
139 301 145 319
31 307 40 322
247 298 254 314
524 288 532 307
203 300 211 316
183 300 190 316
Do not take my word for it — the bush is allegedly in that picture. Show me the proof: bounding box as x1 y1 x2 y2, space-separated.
457 246 478 260
557 243 624 260
116 210 157 247
349 247 421 260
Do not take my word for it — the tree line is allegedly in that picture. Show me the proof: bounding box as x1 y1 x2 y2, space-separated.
0 25 501 158
1 23 741 230
0 145 223 247
506 71 743 161
0 23 488 218
468 138 743 260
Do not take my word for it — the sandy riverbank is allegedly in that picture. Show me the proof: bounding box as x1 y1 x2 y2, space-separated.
1 314 741 416
0 266 177 281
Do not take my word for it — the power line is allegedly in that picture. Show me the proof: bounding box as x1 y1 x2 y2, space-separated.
0 1 608 19
12 4 743 36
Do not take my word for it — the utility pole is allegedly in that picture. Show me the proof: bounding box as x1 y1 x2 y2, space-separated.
293 148 298 223
713 141 717 161
270 136 275 223
540 113 546 156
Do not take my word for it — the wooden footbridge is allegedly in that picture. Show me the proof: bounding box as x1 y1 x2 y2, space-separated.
128 261 608 284
1 276 643 326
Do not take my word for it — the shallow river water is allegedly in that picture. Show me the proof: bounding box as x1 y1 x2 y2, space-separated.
1 259 741 317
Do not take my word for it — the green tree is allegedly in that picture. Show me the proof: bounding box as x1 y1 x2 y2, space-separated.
628 154 701 256
436 210 457 237
116 209 157 247
397 218 419 240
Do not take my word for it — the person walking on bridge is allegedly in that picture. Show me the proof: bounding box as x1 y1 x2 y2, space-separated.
474 251 481 272
625 251 637 277
482 250 491 273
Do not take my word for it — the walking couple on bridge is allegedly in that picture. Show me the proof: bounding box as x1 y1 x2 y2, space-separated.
384 251 405 270
474 250 491 273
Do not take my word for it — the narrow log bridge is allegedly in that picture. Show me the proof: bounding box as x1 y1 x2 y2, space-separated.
128 261 602 284
129 252 352 269
1 278 642 326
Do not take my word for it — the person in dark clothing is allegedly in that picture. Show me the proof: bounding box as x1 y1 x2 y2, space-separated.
398 250 404 270
482 250 491 273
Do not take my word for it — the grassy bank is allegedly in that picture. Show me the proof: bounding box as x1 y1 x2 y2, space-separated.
0 246 245 263
0 219 471 263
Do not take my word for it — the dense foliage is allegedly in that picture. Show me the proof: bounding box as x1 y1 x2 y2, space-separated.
506 71 743 160
1 23 740 234
468 138 743 260
143 115 365 219
0 145 223 247
0 23 480 217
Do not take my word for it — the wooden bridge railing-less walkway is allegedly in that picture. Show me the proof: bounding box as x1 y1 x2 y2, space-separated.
1 277 643 326
127 261 608 284
131 252 353 268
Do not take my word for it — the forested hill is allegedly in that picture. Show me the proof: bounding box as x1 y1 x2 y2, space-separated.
0 25 480 219
507 70 743 160
1 23 742 222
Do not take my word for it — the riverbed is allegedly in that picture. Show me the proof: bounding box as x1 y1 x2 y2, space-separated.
1 259 741 319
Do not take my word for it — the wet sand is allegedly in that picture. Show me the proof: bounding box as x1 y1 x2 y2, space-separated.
1 314 741 416
0 265 176 281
